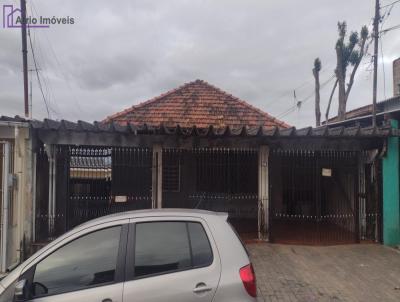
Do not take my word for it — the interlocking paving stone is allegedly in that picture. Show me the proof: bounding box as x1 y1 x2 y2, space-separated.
247 243 400 302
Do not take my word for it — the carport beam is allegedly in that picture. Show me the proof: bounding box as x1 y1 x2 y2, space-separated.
383 119 400 246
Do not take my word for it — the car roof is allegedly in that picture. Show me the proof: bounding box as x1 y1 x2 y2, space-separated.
76 208 228 229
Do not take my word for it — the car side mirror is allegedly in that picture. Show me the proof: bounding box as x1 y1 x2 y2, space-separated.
14 279 27 301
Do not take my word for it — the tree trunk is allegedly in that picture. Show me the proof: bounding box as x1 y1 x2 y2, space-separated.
325 79 338 123
313 68 321 126
345 37 368 104
336 45 346 121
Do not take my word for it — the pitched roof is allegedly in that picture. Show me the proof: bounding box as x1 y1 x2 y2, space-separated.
103 79 289 128
327 96 400 124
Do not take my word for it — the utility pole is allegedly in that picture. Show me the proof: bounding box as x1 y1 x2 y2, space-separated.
372 0 380 127
29 69 34 119
20 0 29 118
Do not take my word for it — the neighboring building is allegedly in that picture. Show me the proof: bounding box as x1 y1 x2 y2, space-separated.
394 57 400 96
324 58 400 246
0 116 33 272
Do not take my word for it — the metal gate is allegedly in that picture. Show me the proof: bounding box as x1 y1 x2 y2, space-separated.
68 146 152 228
162 148 259 240
35 145 153 242
269 150 359 245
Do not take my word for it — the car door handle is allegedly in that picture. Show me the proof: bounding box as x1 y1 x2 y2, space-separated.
193 283 213 294
102 299 112 302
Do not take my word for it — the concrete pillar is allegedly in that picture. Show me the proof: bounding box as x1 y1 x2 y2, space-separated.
258 145 269 240
383 119 400 246
152 145 162 209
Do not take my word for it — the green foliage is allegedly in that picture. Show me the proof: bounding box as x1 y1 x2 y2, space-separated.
337 21 347 40
360 26 368 40
349 50 361 65
335 21 369 70
314 58 321 72
349 32 359 48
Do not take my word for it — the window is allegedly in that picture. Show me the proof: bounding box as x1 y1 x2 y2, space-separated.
32 226 121 297
195 149 258 194
134 222 213 278
162 151 181 192
134 222 191 277
188 222 213 267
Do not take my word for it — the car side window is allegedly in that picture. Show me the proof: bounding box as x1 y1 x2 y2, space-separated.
188 222 213 267
134 222 191 277
31 226 121 297
133 221 213 279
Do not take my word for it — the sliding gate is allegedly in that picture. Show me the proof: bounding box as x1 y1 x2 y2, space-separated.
269 150 359 245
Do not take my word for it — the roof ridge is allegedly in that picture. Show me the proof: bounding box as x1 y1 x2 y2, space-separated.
103 79 201 123
194 79 290 128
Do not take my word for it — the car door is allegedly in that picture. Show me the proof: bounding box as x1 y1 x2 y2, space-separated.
19 222 128 302
122 217 221 302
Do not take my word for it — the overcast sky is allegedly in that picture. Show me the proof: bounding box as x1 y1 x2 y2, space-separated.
0 0 399 127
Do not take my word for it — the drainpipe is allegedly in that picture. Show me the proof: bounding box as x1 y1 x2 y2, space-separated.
1 142 10 272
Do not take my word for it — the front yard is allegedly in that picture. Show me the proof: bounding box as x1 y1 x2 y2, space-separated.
248 243 400 302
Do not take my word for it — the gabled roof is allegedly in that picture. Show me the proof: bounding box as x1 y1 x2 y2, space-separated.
103 79 289 128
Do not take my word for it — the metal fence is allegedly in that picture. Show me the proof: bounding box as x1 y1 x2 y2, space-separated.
35 145 153 242
269 150 361 245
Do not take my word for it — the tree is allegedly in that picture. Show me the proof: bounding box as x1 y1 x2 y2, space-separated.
334 22 369 121
313 58 322 126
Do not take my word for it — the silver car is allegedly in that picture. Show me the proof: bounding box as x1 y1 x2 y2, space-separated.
0 209 257 302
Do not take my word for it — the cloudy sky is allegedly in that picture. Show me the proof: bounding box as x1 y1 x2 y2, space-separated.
0 0 399 127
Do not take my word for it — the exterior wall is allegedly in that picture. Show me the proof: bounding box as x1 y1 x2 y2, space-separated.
383 119 400 245
0 125 33 272
394 58 400 97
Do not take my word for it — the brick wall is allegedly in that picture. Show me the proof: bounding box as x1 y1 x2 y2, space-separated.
394 58 400 96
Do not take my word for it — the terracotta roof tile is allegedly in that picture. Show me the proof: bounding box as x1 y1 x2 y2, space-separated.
103 79 290 128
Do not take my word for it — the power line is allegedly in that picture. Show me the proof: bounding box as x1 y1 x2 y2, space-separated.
28 29 50 118
264 61 336 111
28 2 62 118
379 37 387 100
276 75 335 119
29 1 84 118
379 4 390 100
381 0 400 8
381 24 400 34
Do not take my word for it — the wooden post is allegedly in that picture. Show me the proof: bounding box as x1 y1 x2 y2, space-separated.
152 145 162 209
258 145 269 240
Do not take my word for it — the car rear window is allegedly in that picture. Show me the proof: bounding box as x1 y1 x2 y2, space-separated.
188 222 213 267
134 221 213 278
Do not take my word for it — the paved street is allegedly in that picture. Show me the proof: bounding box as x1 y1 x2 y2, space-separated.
247 243 400 302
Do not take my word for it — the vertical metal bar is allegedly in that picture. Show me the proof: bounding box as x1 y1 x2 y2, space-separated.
1 142 10 272
32 152 37 242
355 152 360 243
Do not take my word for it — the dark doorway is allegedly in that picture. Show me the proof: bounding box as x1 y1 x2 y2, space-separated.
270 150 359 245
162 148 259 241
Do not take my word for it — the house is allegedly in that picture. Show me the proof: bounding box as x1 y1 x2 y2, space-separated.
1 79 397 271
